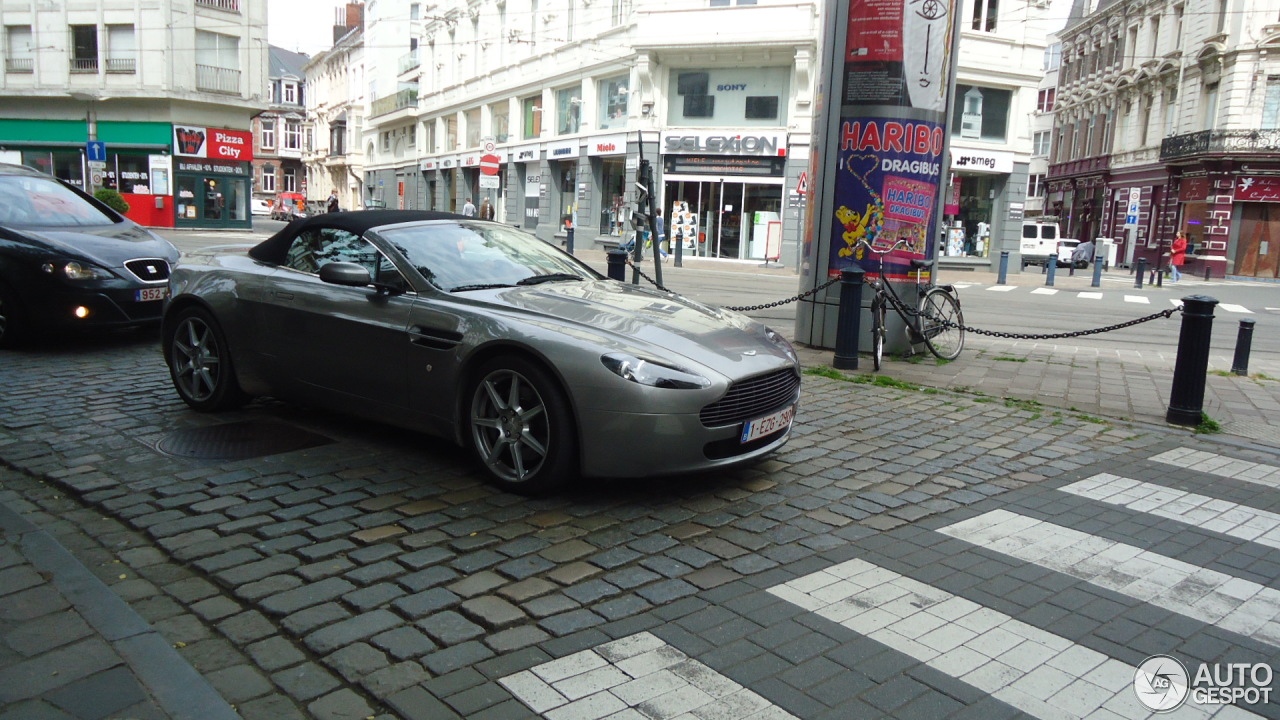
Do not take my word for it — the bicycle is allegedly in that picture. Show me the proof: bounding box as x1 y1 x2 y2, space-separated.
616 229 668 261
857 238 965 370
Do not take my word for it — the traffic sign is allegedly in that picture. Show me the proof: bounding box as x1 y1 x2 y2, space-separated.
796 171 808 195
480 154 501 176
86 141 106 163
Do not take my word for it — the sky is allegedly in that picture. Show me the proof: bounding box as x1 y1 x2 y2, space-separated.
266 0 1074 58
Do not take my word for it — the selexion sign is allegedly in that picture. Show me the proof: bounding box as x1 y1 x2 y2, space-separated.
660 132 787 156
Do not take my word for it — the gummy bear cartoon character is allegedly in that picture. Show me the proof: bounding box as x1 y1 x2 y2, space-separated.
836 203 877 257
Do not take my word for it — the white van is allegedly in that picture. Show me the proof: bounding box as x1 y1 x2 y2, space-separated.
1021 219 1078 267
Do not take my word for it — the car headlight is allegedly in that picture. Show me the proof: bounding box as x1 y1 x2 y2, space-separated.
602 353 710 390
765 327 798 362
42 261 113 281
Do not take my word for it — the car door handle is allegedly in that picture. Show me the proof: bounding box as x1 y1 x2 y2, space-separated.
273 290 294 300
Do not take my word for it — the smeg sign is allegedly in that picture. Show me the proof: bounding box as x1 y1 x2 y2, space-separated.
660 132 786 156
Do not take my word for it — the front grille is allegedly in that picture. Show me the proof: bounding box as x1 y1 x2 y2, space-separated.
125 258 171 282
700 367 800 427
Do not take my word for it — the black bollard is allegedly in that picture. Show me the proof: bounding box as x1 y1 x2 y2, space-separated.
833 267 866 370
1204 264 1211 281
566 226 575 255
1166 295 1219 426
1091 253 1104 288
1156 266 1163 287
997 251 1009 285
1135 258 1147 289
675 231 683 268
1232 319 1257 376
1046 258 1057 287
606 249 627 281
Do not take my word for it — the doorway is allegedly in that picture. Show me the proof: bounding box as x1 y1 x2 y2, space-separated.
663 180 782 259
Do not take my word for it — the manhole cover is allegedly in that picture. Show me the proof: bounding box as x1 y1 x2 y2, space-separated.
155 419 334 460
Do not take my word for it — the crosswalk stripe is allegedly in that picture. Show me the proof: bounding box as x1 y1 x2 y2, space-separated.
1031 288 1058 295
1125 295 1151 304
1149 449 1280 489
1078 292 1103 300
939 509 1280 647
1061 474 1280 549
1219 304 1253 314
768 558 1253 719
987 286 1018 292
1171 299 1183 307
499 632 799 720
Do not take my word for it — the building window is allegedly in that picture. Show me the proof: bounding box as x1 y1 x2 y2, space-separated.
1217 0 1228 34
1140 98 1152 146
5 25 33 73
1264 77 1280 129
598 76 629 130
1164 87 1178 134
1126 26 1138 67
445 115 458 149
407 124 416 148
195 30 240 93
261 119 276 149
410 2 420 19
465 107 481 147
1203 82 1219 130
283 82 297 104
1033 131 1051 156
105 25 135 74
381 131 390 151
556 87 581 135
523 96 543 139
262 167 276 192
330 124 346 155
710 0 757 5
285 120 302 150
954 85 1012 142
491 102 509 142
70 24 98 73
971 0 997 32
611 0 630 25
1043 44 1061 71
1149 17 1160 56
423 119 437 152
1028 174 1047 197
283 168 296 193
1174 4 1185 46
1037 88 1056 112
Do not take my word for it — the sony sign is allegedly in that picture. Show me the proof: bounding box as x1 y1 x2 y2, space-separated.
660 132 785 156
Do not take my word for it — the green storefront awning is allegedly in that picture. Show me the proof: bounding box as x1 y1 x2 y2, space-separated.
0 119 172 147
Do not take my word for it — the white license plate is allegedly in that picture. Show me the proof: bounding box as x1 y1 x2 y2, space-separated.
741 404 795 443
135 287 168 302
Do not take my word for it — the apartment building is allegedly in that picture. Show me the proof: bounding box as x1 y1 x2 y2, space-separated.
1051 0 1280 278
253 46 310 210
303 5 366 214
0 0 268 228
1027 36 1061 219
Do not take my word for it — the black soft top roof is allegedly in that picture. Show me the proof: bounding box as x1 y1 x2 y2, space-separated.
248 210 471 264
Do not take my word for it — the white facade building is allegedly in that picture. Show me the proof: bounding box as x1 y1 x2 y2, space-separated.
304 16 367 214
0 0 269 228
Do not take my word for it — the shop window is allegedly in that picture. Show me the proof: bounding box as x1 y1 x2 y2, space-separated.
952 84 1011 142
5 25 33 74
70 24 98 73
112 154 151 193
598 75 629 130
744 96 778 120
261 119 275 149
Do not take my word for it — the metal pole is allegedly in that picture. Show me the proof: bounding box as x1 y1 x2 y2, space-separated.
1166 295 1219 426
833 267 865 370
606 249 627 282
566 226 574 255
1046 257 1057 287
1231 318 1256 376
997 251 1009 285
674 221 683 268
1091 252 1103 288
1135 257 1146 289
1204 264 1211 281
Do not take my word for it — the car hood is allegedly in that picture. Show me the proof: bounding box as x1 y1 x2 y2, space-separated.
481 279 794 374
16 223 179 266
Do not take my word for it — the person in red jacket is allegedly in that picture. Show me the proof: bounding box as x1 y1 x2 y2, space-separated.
1170 231 1188 282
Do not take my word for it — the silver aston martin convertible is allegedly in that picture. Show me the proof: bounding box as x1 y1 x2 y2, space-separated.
162 211 800 493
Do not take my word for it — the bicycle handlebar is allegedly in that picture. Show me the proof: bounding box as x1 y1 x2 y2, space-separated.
853 237 912 257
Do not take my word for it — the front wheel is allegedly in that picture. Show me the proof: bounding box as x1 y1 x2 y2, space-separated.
920 288 964 360
164 306 249 411
871 296 886 371
467 356 577 494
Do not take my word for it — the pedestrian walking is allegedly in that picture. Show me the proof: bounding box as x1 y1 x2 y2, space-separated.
478 197 495 220
327 189 340 213
1170 231 1187 282
462 197 477 217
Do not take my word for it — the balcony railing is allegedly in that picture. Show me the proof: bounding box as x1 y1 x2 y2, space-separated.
70 58 98 73
1160 129 1280 161
196 64 241 95
196 0 240 11
398 51 420 75
1047 154 1111 179
105 57 136 74
370 88 418 117
4 57 33 73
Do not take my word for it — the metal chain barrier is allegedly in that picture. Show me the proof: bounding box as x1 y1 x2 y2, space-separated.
623 258 840 311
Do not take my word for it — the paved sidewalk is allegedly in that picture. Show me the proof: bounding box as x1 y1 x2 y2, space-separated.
0 478 239 720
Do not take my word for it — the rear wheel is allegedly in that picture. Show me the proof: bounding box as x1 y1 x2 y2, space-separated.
467 356 576 494
164 306 248 411
920 288 964 360
871 295 886 371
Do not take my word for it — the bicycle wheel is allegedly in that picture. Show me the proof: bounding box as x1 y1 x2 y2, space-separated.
920 288 964 360
871 295 886 371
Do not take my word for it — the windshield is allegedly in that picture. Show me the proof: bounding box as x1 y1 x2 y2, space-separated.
0 175 118 227
378 221 599 292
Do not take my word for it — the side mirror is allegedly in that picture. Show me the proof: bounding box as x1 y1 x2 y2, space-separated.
318 262 372 287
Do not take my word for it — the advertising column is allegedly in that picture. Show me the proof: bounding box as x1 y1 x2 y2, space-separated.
795 0 960 349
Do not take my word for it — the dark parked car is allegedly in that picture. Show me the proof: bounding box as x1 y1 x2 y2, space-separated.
162 211 800 493
0 163 179 347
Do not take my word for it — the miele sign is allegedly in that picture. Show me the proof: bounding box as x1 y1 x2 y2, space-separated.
587 134 628 156
661 132 787 156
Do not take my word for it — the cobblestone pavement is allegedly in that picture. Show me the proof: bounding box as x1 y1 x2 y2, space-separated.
1 331 1278 719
